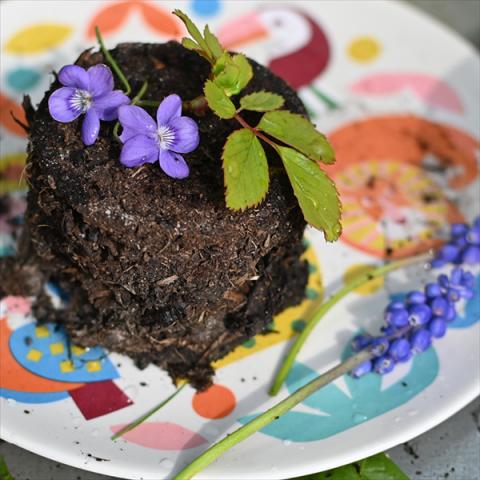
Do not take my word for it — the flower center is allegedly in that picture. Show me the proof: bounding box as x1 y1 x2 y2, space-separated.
157 124 175 150
70 89 92 113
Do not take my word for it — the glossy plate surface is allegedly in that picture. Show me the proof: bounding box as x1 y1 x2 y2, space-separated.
0 1 479 478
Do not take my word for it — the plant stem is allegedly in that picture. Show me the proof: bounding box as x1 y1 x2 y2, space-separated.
137 99 160 107
132 81 148 104
173 348 373 480
269 252 432 396
234 113 279 150
111 384 186 440
95 26 131 95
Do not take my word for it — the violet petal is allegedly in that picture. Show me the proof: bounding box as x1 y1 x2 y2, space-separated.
120 135 159 167
170 116 200 153
93 90 130 121
157 94 182 126
88 64 114 98
81 109 100 146
48 87 82 122
159 149 189 179
58 65 89 90
118 105 157 142
119 126 140 144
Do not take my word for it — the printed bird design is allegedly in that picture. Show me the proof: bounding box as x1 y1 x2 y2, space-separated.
0 295 132 419
217 7 335 109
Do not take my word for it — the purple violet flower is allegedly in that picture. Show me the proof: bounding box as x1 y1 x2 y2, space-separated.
117 94 199 179
48 64 130 146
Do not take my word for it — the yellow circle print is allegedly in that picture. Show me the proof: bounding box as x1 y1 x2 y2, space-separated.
348 36 382 63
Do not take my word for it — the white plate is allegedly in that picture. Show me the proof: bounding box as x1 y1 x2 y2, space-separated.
0 1 479 479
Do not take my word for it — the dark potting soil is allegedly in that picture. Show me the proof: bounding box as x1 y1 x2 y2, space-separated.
1 42 309 389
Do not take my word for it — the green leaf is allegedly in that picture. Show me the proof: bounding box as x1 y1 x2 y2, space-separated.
212 53 252 97
213 62 241 96
277 146 341 241
223 128 269 210
258 110 335 164
182 37 200 51
204 80 236 119
232 54 253 92
0 456 14 480
359 453 409 480
204 25 224 59
292 454 408 480
240 91 285 112
212 51 229 76
173 10 210 57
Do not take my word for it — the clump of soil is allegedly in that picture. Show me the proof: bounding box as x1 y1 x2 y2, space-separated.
1 41 309 389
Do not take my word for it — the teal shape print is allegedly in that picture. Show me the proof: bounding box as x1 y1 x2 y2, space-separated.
239 341 439 442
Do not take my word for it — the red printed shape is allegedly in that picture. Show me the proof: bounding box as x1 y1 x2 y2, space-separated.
139 2 183 38
192 384 236 419
85 1 134 39
69 380 133 420
110 422 207 450
0 93 27 137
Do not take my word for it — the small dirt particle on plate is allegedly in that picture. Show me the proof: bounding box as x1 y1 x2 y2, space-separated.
403 442 419 459
86 453 110 462
140 381 147 387
23 409 30 414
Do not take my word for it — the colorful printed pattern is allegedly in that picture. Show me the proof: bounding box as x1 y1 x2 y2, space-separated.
239 278 479 442
240 345 439 441
0 304 132 418
335 160 461 258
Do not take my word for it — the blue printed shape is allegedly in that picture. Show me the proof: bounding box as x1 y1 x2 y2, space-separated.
10 322 118 383
240 341 439 442
0 388 68 404
6 67 41 92
191 0 221 17
450 273 480 328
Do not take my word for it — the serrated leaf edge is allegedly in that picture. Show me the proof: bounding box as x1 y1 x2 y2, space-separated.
203 80 236 119
259 110 336 165
278 146 342 241
239 90 285 111
222 129 269 211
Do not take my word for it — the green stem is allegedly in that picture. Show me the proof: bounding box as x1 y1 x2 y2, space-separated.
173 348 373 480
111 384 186 440
113 80 148 141
95 26 131 95
137 99 160 107
309 85 339 110
132 81 148 104
269 252 432 396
